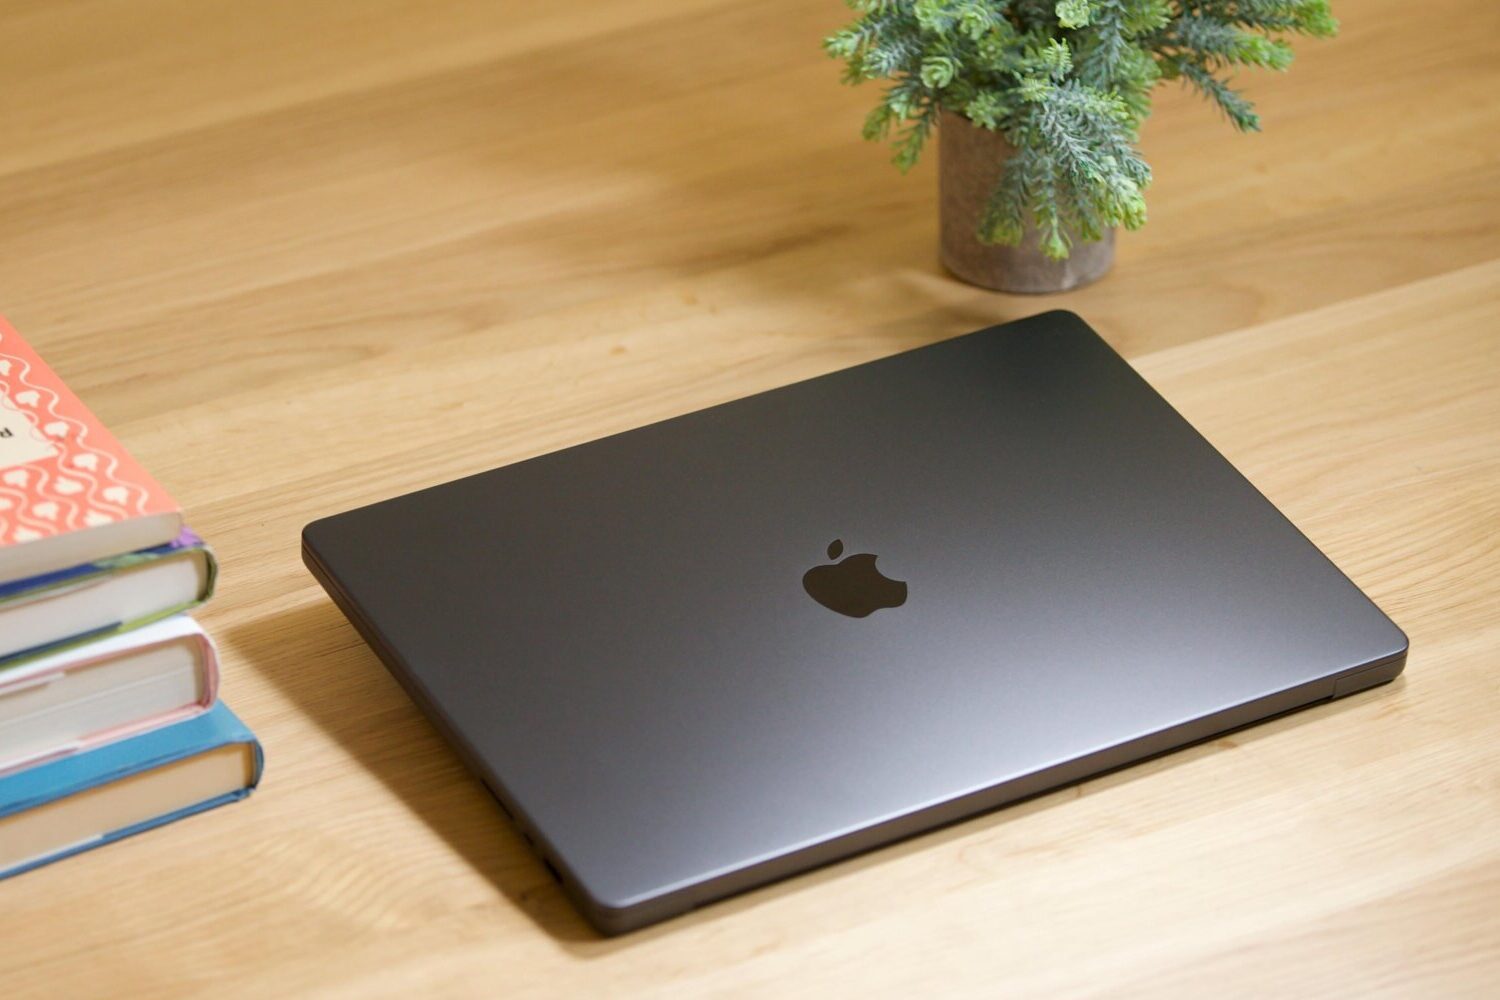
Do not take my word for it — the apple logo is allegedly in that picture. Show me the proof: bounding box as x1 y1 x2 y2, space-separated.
802 539 908 618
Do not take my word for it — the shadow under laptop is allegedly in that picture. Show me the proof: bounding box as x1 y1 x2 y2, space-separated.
229 595 1403 953
227 598 601 942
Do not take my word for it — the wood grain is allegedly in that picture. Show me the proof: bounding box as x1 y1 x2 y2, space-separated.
0 1 1496 996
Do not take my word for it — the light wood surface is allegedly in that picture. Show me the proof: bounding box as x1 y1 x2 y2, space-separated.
2 1 1497 996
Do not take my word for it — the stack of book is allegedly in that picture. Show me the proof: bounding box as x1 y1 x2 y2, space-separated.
0 318 261 878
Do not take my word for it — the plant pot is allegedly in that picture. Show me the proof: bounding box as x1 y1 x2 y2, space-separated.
938 110 1115 294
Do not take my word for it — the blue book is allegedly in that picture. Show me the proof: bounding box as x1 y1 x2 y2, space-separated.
0 701 262 878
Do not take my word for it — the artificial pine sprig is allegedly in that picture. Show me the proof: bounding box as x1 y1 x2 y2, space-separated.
826 0 1337 258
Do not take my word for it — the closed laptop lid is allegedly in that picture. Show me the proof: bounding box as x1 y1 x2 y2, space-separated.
302 311 1405 927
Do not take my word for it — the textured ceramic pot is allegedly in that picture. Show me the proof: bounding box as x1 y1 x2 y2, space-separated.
938 110 1114 294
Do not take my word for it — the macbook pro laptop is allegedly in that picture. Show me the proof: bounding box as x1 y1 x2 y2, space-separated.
302 311 1407 935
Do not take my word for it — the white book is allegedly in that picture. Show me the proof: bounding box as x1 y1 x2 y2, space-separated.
0 616 218 775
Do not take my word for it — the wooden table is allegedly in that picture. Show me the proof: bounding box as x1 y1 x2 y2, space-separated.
2 1 1496 995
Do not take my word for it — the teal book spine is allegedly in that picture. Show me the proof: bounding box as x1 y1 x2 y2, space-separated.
0 702 262 878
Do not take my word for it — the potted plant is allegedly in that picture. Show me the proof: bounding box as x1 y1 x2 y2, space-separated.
826 1 1337 293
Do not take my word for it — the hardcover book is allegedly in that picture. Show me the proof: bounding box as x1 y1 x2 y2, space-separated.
0 529 216 665
0 701 262 878
0 616 220 775
0 316 182 584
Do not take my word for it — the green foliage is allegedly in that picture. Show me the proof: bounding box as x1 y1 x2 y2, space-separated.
825 0 1337 258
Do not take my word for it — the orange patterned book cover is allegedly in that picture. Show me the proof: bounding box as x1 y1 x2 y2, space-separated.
0 316 181 581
